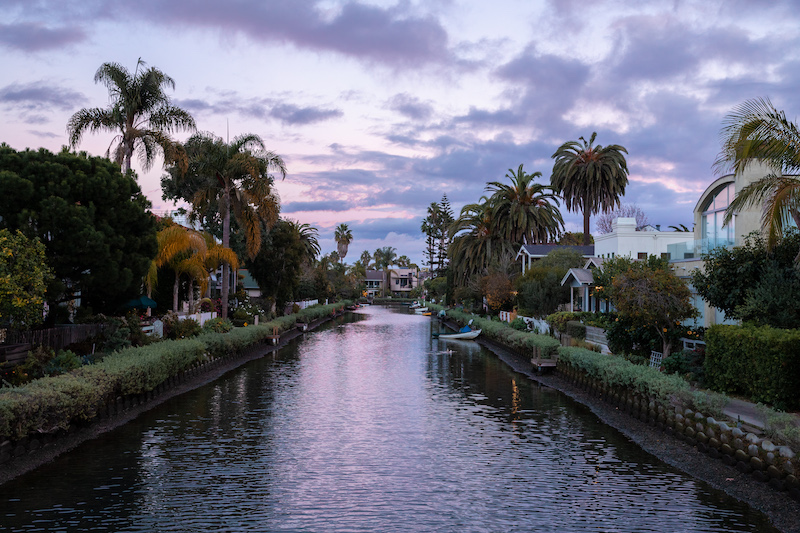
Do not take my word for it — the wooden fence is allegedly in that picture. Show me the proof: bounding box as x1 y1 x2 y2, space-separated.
2 324 105 352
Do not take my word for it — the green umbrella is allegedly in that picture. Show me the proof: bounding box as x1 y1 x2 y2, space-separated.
126 295 158 309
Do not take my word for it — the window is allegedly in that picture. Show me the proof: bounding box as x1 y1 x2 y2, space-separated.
661 252 671 260
701 182 735 250
637 252 647 260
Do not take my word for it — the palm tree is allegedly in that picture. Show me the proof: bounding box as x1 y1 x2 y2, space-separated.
360 249 372 269
67 59 196 174
146 225 207 312
176 132 286 318
373 246 397 297
449 199 514 285
551 132 629 245
286 220 320 264
716 98 800 253
334 223 353 262
486 164 564 245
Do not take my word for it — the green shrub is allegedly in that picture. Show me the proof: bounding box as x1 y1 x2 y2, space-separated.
705 324 800 410
43 350 82 376
546 311 582 334
202 317 233 333
565 320 586 340
509 318 527 331
661 349 705 384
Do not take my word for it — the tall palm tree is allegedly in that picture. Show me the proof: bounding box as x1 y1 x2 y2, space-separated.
360 249 372 269
67 59 196 174
334 223 353 262
716 98 800 253
551 132 629 245
448 199 514 285
176 132 286 318
486 164 564 245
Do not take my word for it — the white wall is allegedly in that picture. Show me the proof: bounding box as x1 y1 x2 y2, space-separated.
594 218 692 259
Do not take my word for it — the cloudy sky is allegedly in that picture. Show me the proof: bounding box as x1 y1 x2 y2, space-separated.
2 0 800 265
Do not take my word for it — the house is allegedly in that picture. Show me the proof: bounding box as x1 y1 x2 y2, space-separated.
561 258 607 313
363 268 420 297
594 217 693 260
364 270 384 297
238 269 260 298
517 244 595 274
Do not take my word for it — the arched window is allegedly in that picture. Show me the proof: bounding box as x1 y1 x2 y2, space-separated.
701 182 735 250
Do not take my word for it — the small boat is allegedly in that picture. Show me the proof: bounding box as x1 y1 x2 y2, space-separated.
433 329 481 340
413 307 428 313
421 312 432 316
409 301 421 309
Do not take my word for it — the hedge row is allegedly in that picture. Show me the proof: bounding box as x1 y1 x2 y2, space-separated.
557 346 691 405
705 324 800 410
0 302 350 441
436 307 560 358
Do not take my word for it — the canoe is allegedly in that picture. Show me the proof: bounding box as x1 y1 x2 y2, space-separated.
433 329 481 340
421 312 432 316
413 307 429 313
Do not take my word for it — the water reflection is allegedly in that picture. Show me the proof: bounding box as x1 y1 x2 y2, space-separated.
0 306 777 532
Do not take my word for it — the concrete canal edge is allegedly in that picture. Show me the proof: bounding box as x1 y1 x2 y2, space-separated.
469 331 800 533
0 312 347 486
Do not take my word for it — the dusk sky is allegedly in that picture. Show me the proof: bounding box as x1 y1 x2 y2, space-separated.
2 0 800 265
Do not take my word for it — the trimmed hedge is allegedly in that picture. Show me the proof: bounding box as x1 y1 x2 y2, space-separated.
705 324 800 410
565 320 586 340
558 346 689 405
438 307 560 358
0 302 350 441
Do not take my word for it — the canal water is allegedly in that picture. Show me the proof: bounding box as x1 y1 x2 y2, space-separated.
0 306 777 532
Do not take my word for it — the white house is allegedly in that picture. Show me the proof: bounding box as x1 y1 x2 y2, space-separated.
594 217 692 260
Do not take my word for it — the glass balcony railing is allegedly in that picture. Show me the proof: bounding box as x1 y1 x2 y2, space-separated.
667 238 737 260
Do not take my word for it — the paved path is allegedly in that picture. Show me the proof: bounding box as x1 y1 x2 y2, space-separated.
722 396 800 432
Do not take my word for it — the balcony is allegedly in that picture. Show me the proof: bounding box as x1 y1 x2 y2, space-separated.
667 238 737 260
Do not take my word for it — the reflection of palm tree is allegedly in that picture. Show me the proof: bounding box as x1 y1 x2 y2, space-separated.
334 223 353 262
551 132 629 245
177 132 286 318
67 59 195 174
717 98 800 253
486 164 563 245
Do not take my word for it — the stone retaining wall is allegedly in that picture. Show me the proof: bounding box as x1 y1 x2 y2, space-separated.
557 361 800 501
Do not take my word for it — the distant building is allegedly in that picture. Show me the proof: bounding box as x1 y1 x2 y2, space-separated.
516 244 595 274
364 268 420 297
594 217 692 260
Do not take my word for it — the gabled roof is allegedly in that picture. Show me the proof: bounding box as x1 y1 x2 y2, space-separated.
584 257 605 269
561 268 594 287
517 244 595 259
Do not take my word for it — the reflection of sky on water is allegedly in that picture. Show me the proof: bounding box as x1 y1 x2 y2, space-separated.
0 306 777 532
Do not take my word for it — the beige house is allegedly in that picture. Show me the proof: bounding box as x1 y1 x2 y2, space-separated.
364 268 420 297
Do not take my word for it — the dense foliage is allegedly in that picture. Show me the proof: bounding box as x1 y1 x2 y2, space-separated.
0 229 51 330
705 324 800 410
692 230 800 328
0 302 349 440
0 145 157 314
516 249 584 317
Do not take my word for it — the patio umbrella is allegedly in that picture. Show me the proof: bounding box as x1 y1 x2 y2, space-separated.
126 295 158 310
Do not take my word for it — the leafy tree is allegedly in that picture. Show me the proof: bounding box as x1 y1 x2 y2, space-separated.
692 230 800 327
0 145 157 314
600 256 696 356
482 272 514 312
67 59 195 174
163 132 286 318
486 164 563 245
716 98 800 256
245 219 307 313
515 249 584 317
595 204 650 234
334 223 353 262
551 132 629 245
0 230 52 330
